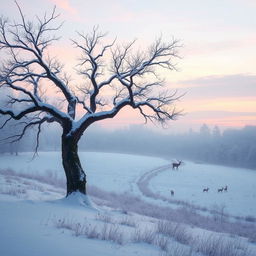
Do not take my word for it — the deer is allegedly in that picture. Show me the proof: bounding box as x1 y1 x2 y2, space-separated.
218 187 224 192
223 185 228 192
172 160 182 170
170 190 174 196
203 187 209 192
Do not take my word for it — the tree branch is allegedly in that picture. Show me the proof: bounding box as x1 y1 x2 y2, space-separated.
1 4 183 151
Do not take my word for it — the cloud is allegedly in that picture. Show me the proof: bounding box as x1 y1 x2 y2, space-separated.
48 0 77 15
97 106 145 129
188 110 256 119
178 74 256 87
184 40 242 57
175 109 256 129
237 0 256 6
174 74 256 99
181 96 256 112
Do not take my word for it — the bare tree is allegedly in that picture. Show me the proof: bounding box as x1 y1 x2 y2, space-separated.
0 3 182 199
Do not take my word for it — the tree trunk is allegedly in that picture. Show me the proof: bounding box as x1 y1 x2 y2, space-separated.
61 134 86 196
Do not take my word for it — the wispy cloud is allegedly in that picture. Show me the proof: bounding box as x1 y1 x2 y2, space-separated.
185 40 241 57
48 0 77 15
176 109 256 129
175 74 256 92
182 97 256 112
184 36 256 57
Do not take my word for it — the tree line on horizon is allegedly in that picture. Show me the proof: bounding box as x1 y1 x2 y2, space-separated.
0 122 256 170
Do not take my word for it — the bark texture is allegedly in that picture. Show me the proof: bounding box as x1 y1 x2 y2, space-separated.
62 134 86 196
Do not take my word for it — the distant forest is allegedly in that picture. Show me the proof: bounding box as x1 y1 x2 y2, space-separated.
79 124 256 170
0 121 256 170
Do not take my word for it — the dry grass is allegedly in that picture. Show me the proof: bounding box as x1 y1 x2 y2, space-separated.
157 220 192 245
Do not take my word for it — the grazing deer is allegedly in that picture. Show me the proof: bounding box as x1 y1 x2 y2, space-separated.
203 187 209 192
172 160 182 170
170 190 174 196
218 187 224 192
223 185 228 192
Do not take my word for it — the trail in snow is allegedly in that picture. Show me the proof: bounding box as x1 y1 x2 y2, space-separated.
135 163 187 207
136 164 241 220
136 164 170 198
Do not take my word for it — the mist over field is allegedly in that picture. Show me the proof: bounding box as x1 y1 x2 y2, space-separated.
1 121 256 170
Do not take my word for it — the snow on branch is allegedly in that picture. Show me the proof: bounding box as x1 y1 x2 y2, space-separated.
0 2 76 120
72 29 182 133
0 3 183 146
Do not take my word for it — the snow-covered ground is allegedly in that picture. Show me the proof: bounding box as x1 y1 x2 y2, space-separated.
0 152 255 256
0 151 168 193
1 151 255 217
149 161 256 217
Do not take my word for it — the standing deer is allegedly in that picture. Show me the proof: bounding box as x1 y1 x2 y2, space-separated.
203 187 209 192
172 161 182 170
218 187 224 192
170 190 174 196
224 185 228 192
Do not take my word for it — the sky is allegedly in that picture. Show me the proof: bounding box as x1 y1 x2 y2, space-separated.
1 0 256 132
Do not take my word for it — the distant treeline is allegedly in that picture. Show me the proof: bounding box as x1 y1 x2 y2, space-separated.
78 124 256 170
1 121 256 170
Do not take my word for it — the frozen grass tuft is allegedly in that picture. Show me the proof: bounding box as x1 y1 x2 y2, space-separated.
119 216 137 227
1 168 255 251
0 168 65 189
159 245 193 256
53 216 123 244
0 187 27 197
89 186 256 244
157 220 192 245
85 224 99 239
132 228 156 244
95 213 114 224
194 235 252 256
52 216 253 256
154 235 169 252
100 223 123 244
132 227 178 252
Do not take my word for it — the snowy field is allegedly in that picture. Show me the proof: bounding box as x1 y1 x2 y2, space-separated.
0 151 168 193
149 161 256 217
1 151 255 217
0 151 256 256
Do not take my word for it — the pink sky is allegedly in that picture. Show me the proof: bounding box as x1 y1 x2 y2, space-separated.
1 0 256 132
